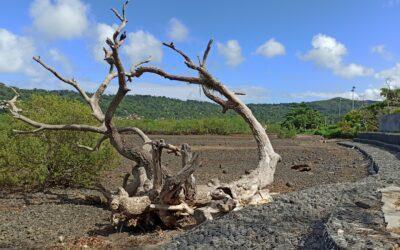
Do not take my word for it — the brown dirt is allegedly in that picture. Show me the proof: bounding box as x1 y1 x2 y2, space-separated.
103 134 369 194
0 134 369 249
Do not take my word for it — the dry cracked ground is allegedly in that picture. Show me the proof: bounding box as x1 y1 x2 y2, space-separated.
0 134 370 249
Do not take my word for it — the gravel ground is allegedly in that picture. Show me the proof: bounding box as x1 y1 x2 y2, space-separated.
164 142 400 249
0 136 372 248
104 134 368 193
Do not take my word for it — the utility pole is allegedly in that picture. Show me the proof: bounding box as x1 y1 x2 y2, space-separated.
386 78 392 108
360 94 365 108
351 86 356 110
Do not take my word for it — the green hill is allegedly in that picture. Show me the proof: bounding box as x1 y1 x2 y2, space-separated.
0 83 373 123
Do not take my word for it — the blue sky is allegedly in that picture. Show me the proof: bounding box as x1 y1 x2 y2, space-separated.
1 0 400 103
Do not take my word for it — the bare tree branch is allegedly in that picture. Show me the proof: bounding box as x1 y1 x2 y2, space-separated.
33 56 91 103
202 39 213 67
103 1 133 157
111 1 129 46
146 139 181 156
32 55 118 122
111 8 123 22
118 127 151 143
77 135 109 151
162 42 194 66
4 89 106 134
133 66 201 84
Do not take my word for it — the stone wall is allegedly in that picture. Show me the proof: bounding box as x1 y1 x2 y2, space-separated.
357 132 400 146
379 114 400 132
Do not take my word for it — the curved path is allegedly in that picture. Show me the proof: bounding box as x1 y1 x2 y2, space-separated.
164 141 400 249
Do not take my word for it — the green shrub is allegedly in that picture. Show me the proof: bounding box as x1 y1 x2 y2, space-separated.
281 103 324 132
312 125 352 139
116 116 251 135
0 94 120 188
264 123 283 134
277 127 297 139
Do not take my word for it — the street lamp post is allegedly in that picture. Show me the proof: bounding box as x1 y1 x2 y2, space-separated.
351 86 356 110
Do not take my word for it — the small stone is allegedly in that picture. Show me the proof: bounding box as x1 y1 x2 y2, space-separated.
286 182 293 187
355 200 372 209
58 235 65 243
245 170 251 175
222 170 227 174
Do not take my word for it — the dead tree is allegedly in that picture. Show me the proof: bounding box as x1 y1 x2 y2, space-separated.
2 1 280 227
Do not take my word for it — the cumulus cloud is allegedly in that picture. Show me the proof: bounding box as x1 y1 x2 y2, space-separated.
371 44 394 61
131 82 202 100
255 38 285 58
302 34 373 78
289 88 382 101
29 0 89 40
375 63 400 88
92 25 163 65
128 82 268 103
92 23 116 62
0 29 35 73
167 18 189 42
231 86 269 103
217 40 244 67
122 30 163 64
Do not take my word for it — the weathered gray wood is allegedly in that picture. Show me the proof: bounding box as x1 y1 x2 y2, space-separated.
160 154 201 205
181 143 197 203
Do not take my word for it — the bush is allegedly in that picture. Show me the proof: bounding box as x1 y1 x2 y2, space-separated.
281 103 324 132
264 123 283 134
277 127 297 139
0 94 120 188
116 116 251 135
312 125 352 139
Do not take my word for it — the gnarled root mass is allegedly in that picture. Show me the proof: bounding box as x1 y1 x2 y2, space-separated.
108 141 201 229
106 140 275 229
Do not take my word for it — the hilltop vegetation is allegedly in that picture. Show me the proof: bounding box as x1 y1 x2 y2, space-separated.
0 83 371 123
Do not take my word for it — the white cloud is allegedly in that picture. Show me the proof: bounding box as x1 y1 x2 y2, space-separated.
131 82 202 100
363 88 382 100
302 34 373 78
29 0 89 40
289 89 382 101
0 29 35 73
255 38 285 58
334 63 374 78
122 30 163 64
167 18 189 42
371 44 393 61
92 23 117 62
120 82 269 103
48 48 72 72
231 86 269 103
217 40 244 67
375 63 400 88
92 25 163 65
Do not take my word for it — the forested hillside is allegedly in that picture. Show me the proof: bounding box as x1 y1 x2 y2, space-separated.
0 83 372 123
